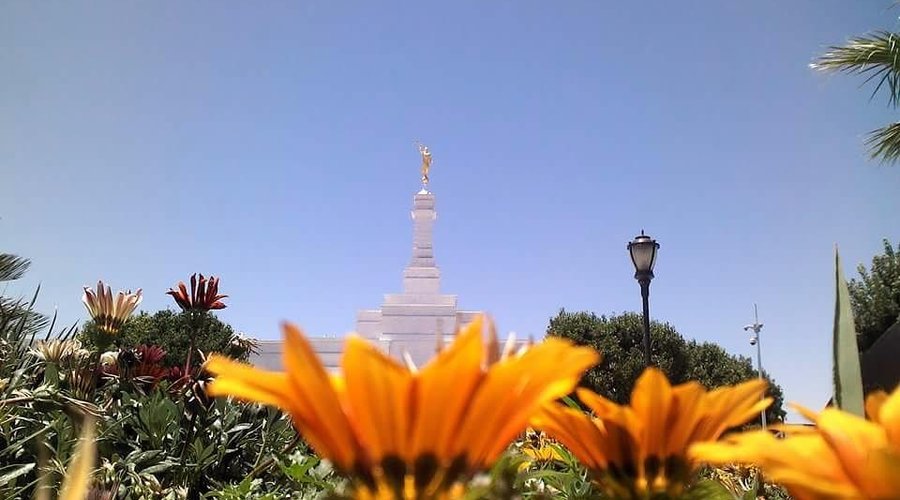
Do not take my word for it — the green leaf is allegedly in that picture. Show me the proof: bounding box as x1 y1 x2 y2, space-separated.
683 479 737 500
742 476 759 500
0 463 35 485
560 395 582 410
142 461 177 475
125 449 166 466
834 248 865 416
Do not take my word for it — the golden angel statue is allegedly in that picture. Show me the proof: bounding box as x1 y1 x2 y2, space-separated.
417 142 433 186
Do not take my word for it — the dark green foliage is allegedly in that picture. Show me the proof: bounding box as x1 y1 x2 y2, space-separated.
547 310 786 424
80 309 249 368
0 255 325 498
547 310 688 404
476 444 599 500
849 239 900 352
94 382 305 498
0 253 81 498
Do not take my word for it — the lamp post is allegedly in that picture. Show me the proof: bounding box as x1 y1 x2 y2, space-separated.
628 231 660 368
743 304 767 430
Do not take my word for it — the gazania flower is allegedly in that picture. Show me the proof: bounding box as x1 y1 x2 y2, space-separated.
531 368 770 499
82 281 142 335
205 316 599 499
135 344 167 365
65 367 97 401
31 339 85 364
132 345 170 384
690 386 900 500
99 351 119 376
516 429 566 472
166 273 227 312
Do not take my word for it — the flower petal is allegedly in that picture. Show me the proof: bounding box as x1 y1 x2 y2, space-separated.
205 354 294 410
342 335 413 463
690 431 860 500
456 336 599 465
282 323 360 470
411 315 485 462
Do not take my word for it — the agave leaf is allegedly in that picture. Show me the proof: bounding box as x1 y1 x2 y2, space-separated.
833 248 865 416
59 418 96 500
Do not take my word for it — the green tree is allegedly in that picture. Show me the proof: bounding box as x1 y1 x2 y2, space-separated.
80 309 248 368
812 31 900 164
547 309 786 424
684 340 785 424
547 310 689 404
848 239 900 352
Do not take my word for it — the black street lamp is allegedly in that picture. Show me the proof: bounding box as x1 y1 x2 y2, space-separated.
628 230 660 367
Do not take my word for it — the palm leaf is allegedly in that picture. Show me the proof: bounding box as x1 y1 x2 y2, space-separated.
812 31 900 165
812 31 900 107
865 122 900 164
0 254 30 283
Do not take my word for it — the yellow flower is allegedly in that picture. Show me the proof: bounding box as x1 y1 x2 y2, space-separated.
520 432 565 463
532 368 770 498
82 281 142 335
205 316 599 499
690 386 900 500
516 429 567 473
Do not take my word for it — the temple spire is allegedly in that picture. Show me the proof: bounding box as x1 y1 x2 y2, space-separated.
409 190 437 268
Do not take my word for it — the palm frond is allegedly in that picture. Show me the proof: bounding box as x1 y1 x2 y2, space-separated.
812 31 900 107
0 254 31 283
0 287 50 342
865 121 900 164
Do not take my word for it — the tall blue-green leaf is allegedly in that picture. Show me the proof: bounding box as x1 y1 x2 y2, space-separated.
833 248 864 416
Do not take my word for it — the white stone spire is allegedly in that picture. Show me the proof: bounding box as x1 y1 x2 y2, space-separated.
409 190 437 268
402 190 441 295
351 185 483 367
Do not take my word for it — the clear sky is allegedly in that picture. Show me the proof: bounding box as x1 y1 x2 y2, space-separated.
2 2 899 417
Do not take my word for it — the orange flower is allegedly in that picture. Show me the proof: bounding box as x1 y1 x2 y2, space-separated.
690 386 900 500
166 273 227 312
532 368 769 498
205 316 599 499
82 281 142 335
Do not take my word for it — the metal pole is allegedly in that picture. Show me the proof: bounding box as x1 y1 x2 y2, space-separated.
640 279 652 367
756 325 767 429
744 304 767 430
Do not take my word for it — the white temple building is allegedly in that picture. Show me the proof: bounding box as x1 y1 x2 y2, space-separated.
250 186 482 371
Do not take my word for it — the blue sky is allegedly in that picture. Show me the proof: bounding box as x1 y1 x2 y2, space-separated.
2 2 899 416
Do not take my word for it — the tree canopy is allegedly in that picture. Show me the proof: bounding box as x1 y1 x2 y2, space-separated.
80 309 250 367
547 309 786 424
849 239 900 352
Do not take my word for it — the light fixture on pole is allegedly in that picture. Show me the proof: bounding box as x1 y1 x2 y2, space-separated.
628 230 660 368
743 304 767 430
